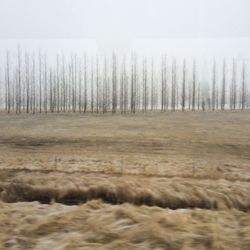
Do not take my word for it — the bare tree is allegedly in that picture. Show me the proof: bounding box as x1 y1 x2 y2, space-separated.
211 60 216 111
70 55 76 112
161 55 167 111
25 52 30 113
14 67 19 114
78 58 82 113
62 54 66 112
197 82 201 110
44 54 48 113
171 58 176 112
188 80 192 110
103 56 108 113
150 57 154 111
96 55 99 113
230 58 237 110
74 55 77 112
49 68 53 112
84 54 87 113
30 53 36 113
181 59 186 111
39 50 42 113
5 51 11 113
68 63 72 112
17 46 22 113
112 53 117 114
119 57 126 114
53 69 57 112
56 54 60 113
1 51 249 114
134 54 138 113
124 63 128 113
192 60 196 111
221 59 226 110
142 57 147 112
130 54 135 113
91 58 94 113
241 61 246 110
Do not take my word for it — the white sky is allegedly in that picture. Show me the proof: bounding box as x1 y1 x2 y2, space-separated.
1 0 250 38
0 0 249 58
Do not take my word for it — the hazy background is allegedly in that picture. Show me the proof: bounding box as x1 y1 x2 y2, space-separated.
0 0 250 59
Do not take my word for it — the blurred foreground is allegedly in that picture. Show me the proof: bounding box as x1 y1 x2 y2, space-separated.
0 111 250 249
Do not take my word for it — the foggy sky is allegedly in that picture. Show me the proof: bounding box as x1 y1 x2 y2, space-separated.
1 0 250 38
0 0 250 58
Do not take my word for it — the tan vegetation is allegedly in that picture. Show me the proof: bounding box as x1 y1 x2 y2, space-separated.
0 111 250 249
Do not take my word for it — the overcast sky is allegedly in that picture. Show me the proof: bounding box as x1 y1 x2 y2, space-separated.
1 0 250 38
0 0 250 58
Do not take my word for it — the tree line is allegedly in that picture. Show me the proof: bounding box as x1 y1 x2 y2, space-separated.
0 48 249 114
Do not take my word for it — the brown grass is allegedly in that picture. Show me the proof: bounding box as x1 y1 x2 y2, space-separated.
0 200 250 250
0 111 250 249
1 173 250 211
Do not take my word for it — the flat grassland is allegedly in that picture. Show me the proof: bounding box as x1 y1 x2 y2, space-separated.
0 111 250 249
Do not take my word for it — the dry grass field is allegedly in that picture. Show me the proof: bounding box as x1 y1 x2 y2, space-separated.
0 111 250 249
